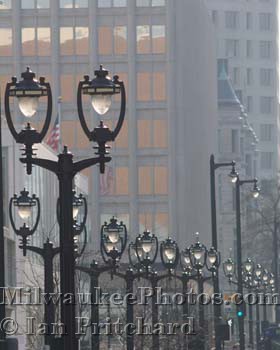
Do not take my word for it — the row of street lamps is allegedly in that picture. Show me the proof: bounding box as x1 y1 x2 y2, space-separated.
0 65 267 350
224 257 275 350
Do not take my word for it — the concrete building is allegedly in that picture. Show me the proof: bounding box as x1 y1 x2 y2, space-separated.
0 0 218 248
206 0 279 179
216 59 258 263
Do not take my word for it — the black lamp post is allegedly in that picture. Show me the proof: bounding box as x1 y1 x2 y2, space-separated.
9 189 88 350
229 165 260 350
76 217 127 350
187 233 220 329
210 154 236 350
4 66 126 350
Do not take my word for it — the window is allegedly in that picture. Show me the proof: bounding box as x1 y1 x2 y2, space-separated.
0 0 11 9
247 96 253 113
260 124 273 141
137 25 165 54
259 13 272 31
136 0 165 6
98 26 112 55
152 25 165 54
233 67 239 85
137 119 167 148
0 29 12 56
260 96 273 114
60 0 88 7
137 25 150 54
115 167 129 195
225 11 238 29
259 41 272 59
138 166 152 194
60 75 75 101
138 166 168 195
260 152 273 169
137 72 166 101
37 27 51 56
98 0 126 7
231 130 239 153
22 0 50 8
114 26 127 54
22 28 35 56
246 40 253 58
246 68 253 85
225 39 239 57
139 212 168 239
246 12 252 30
260 68 273 86
60 27 88 55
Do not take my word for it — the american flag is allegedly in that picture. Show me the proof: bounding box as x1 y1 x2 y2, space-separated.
46 115 60 152
100 166 114 195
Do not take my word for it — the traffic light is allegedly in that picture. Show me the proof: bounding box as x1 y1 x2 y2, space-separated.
236 303 246 318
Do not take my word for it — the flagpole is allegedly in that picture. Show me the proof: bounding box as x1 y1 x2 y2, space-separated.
58 96 62 153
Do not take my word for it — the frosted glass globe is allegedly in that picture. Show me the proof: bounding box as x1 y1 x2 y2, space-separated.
18 97 39 117
91 95 112 115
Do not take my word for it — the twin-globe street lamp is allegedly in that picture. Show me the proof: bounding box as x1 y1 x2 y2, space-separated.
224 257 274 349
4 65 126 350
210 155 260 350
9 188 88 349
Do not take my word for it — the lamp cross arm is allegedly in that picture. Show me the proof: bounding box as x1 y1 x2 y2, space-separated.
23 245 44 257
239 178 257 186
20 157 58 174
214 161 235 170
73 156 111 175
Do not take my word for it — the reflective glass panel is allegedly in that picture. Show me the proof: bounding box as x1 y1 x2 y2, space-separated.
114 26 127 54
152 25 165 53
113 0 126 6
75 27 89 55
37 27 51 56
60 27 74 55
0 0 11 9
98 27 112 55
22 0 35 8
137 73 151 101
37 0 50 8
0 29 12 56
75 0 88 7
60 0 73 8
153 72 166 101
137 25 150 53
98 0 111 7
22 28 35 56
152 0 165 6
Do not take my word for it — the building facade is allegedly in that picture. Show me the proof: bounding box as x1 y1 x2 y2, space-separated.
0 0 218 248
206 0 279 179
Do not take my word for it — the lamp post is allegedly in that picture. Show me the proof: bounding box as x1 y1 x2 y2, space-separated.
4 66 126 350
210 155 236 350
9 189 88 350
76 217 127 350
187 233 220 329
229 165 260 350
223 258 274 350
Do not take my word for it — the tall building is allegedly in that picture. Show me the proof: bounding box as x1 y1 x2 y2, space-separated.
206 0 279 179
0 0 218 252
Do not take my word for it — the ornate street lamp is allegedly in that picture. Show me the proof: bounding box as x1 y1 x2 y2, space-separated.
100 217 127 264
189 232 207 273
228 163 238 184
135 230 158 269
223 257 235 281
77 65 126 173
160 237 179 271
5 65 126 350
9 189 40 254
206 246 220 274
